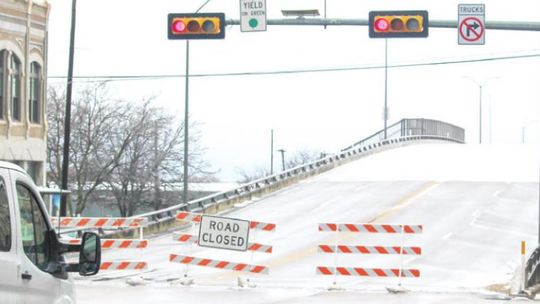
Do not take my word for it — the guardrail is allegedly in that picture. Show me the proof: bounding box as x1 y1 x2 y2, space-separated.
342 118 465 151
89 118 466 238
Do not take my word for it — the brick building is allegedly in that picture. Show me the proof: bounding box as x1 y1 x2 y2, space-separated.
0 0 49 185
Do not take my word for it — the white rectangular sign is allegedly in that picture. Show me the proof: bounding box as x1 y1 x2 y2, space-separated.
198 215 250 252
458 4 485 45
240 0 267 32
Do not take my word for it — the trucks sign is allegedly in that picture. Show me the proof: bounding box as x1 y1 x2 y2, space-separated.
198 215 250 252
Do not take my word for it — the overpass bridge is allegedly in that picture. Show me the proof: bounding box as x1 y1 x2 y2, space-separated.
135 118 465 235
72 118 540 303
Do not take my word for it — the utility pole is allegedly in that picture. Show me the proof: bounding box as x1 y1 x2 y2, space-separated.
270 129 274 175
384 38 388 139
277 149 286 171
183 40 190 205
60 0 77 217
182 0 211 205
479 84 483 144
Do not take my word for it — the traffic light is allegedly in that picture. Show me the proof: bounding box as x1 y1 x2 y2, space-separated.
168 13 225 40
369 11 428 38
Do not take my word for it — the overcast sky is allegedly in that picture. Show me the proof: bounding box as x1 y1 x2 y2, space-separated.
45 0 540 181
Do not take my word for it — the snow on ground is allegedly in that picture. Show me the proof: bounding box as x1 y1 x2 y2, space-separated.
75 143 540 303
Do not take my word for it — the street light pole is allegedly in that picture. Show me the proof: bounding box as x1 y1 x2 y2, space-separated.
462 76 499 145
479 85 483 144
182 0 212 205
183 40 190 205
270 129 274 175
384 38 388 140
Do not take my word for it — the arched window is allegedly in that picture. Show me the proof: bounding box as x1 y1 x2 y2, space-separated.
10 55 21 121
29 62 41 123
0 50 5 120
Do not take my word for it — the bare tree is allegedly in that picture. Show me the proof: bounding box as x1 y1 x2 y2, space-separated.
48 83 147 215
106 103 189 216
235 149 322 184
236 167 270 184
48 83 215 216
286 149 323 169
46 87 66 186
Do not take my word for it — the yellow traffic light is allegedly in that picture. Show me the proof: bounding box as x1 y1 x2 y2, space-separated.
168 13 225 40
369 11 428 38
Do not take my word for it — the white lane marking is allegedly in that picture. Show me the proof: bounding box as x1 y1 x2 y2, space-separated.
442 232 453 241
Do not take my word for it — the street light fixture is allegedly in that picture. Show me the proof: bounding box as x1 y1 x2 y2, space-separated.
462 76 500 144
281 9 320 18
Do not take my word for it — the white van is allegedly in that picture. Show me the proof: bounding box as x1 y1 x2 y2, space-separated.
0 161 101 303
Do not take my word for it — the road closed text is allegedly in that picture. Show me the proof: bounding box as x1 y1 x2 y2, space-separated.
198 216 250 251
201 231 245 247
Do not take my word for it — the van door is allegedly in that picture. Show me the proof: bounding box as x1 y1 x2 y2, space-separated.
0 170 21 303
10 170 62 303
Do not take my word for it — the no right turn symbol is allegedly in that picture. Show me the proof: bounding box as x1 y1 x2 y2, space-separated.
459 17 484 43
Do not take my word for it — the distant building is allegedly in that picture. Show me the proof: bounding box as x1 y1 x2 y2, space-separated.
0 0 49 185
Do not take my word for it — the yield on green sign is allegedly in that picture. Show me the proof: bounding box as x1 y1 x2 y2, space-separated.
240 0 267 32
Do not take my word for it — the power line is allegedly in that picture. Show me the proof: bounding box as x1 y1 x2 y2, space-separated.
47 53 540 83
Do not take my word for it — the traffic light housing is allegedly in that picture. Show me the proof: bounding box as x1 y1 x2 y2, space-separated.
168 13 225 40
369 11 428 38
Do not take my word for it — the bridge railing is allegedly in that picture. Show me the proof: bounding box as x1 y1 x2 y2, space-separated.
101 118 466 237
342 118 465 151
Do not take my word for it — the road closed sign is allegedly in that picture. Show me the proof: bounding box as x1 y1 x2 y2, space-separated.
198 215 250 252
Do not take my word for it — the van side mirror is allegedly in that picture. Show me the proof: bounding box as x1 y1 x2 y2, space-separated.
79 232 101 276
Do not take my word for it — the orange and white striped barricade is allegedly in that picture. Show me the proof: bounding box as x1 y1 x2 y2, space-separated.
51 217 147 229
54 217 150 272
316 267 420 278
100 261 148 271
176 211 276 232
64 238 150 271
173 233 273 253
169 254 269 275
171 213 276 283
64 238 148 250
51 216 148 240
318 223 422 234
317 223 423 288
318 245 421 255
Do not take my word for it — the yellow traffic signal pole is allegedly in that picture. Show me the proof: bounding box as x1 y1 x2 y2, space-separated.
226 18 540 31
384 38 388 140
182 1 213 206
183 39 190 205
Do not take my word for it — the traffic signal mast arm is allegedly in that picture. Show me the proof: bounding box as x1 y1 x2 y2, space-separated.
225 18 540 32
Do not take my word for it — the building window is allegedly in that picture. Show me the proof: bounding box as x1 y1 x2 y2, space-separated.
0 50 5 120
29 62 41 123
10 55 21 121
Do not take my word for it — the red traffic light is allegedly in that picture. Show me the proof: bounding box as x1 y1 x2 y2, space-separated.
374 18 390 32
168 13 225 40
172 20 186 33
369 11 428 38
